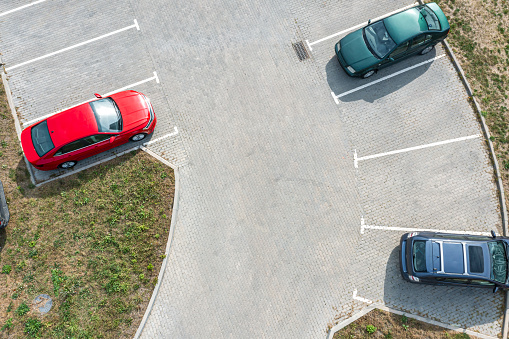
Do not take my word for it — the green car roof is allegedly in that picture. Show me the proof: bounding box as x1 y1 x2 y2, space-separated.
383 8 427 45
383 3 449 44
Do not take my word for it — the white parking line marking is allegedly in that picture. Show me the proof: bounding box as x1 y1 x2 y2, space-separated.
103 72 159 96
331 91 339 105
354 134 481 168
332 54 446 102
23 72 160 126
0 0 47 17
6 19 140 71
352 289 372 304
308 2 418 48
305 40 312 51
360 224 491 236
144 127 178 146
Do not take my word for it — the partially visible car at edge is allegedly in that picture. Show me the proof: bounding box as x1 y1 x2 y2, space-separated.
335 2 450 78
21 90 156 171
400 231 508 292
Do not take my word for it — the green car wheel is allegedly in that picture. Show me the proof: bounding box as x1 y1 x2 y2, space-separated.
420 45 434 55
362 70 376 79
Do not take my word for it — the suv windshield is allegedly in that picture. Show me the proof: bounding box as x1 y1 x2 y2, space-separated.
31 120 55 157
488 241 508 283
89 98 122 133
364 21 396 58
420 6 441 30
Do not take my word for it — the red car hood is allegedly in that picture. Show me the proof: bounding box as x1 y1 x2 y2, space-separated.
110 91 149 131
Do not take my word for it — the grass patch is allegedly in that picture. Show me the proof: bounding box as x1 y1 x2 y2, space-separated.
0 82 175 338
333 308 475 338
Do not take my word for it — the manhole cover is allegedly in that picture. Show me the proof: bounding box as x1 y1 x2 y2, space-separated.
292 41 310 61
33 294 52 314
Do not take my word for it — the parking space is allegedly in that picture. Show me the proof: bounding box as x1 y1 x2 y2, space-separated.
357 139 500 234
351 229 503 335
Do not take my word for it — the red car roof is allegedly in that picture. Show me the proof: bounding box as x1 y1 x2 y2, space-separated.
46 103 98 148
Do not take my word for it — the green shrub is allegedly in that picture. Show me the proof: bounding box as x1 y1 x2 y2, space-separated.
2 265 12 274
15 302 30 316
24 318 42 337
1 318 13 331
366 324 377 334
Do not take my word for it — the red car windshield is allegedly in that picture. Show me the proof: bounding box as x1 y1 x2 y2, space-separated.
89 98 123 133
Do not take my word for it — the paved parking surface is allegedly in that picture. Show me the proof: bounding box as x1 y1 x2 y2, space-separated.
0 0 504 338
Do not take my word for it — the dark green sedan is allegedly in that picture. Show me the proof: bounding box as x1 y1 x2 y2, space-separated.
335 3 450 78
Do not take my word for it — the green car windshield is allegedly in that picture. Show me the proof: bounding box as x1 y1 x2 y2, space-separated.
364 21 396 59
488 241 508 283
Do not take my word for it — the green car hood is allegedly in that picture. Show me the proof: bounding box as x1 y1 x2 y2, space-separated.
340 29 378 72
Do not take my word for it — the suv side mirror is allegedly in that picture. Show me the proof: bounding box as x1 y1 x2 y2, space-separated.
493 286 499 293
388 57 395 62
109 136 116 143
491 230 497 238
368 19 371 24
94 93 102 98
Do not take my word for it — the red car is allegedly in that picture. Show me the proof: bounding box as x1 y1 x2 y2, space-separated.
21 90 156 171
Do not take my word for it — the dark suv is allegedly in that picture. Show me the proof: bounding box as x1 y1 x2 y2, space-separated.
400 231 509 292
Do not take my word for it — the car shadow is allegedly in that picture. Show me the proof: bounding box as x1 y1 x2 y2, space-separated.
382 246 504 330
325 49 437 103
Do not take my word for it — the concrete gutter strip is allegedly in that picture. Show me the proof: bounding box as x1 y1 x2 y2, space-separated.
327 304 497 339
0 59 22 140
441 39 509 339
140 146 177 170
134 165 180 339
326 305 376 339
377 305 499 339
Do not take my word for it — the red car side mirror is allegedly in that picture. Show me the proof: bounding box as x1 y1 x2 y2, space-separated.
94 93 102 98
109 136 116 143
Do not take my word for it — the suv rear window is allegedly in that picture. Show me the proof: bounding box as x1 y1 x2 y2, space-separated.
468 246 484 273
413 240 427 272
31 120 55 157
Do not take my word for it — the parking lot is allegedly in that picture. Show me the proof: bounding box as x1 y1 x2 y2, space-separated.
0 0 505 338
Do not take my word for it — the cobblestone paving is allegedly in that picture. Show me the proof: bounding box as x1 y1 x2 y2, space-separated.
0 0 504 338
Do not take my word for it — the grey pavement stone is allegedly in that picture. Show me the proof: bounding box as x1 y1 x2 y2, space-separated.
0 0 505 338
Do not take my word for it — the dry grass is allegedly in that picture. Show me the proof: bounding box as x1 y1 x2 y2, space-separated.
0 83 175 338
333 308 475 339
